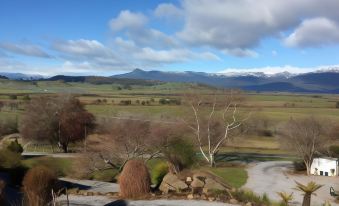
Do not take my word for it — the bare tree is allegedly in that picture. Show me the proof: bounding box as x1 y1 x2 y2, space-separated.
87 119 157 171
20 95 95 153
280 117 332 175
184 90 249 167
86 119 189 173
57 96 95 152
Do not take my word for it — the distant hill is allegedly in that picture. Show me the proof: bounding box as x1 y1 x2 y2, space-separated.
242 82 311 93
45 75 161 86
0 72 43 80
0 75 8 79
114 68 339 93
2 68 339 93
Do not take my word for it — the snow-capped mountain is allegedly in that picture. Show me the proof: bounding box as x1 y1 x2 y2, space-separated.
114 68 339 93
0 72 44 80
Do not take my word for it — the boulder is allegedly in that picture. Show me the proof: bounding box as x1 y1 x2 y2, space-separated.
201 194 207 200
159 173 188 194
193 172 207 181
208 197 216 201
203 178 227 193
191 178 205 188
229 198 239 204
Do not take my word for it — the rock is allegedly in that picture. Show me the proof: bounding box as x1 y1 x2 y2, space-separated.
67 188 79 195
193 172 207 181
201 194 207 200
191 178 205 188
187 194 194 199
229 198 239 204
87 191 94 196
159 173 188 194
203 178 227 193
245 202 252 206
82 191 88 196
105 192 115 196
194 194 201 199
208 197 216 201
186 176 192 182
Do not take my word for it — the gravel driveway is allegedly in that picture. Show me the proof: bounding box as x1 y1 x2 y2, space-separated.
244 161 339 205
57 178 237 206
57 195 235 206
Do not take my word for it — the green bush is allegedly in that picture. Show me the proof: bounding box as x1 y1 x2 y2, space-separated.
0 149 21 169
293 160 306 172
8 95 17 100
231 189 272 205
151 162 168 186
90 169 118 182
329 145 339 157
0 118 18 136
7 139 23 154
164 137 196 172
22 157 72 177
22 95 31 101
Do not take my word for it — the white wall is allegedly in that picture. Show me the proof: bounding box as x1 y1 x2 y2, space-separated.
310 158 338 176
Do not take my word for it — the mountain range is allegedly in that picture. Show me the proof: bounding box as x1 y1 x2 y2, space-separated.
0 72 43 80
1 68 339 93
114 68 339 93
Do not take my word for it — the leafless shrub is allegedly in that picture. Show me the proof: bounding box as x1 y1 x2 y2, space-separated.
118 159 150 199
0 179 5 205
22 166 57 206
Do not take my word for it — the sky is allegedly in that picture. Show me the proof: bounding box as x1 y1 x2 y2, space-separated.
1 0 339 76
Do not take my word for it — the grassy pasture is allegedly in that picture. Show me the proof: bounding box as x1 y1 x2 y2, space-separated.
1 79 339 157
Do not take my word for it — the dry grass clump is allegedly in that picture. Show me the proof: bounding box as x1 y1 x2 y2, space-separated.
0 179 6 205
118 159 151 199
22 166 57 206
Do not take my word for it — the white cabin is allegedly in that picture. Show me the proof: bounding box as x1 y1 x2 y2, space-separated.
311 157 339 176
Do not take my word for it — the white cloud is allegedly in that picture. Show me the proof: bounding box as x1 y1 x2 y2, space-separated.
177 0 339 50
136 48 190 63
0 42 51 58
113 37 220 66
154 3 184 19
109 10 178 49
109 10 147 32
285 17 339 48
218 65 339 75
223 49 258 58
51 39 133 70
52 39 112 57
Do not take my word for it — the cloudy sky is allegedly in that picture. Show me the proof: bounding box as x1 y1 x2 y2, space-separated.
1 0 339 76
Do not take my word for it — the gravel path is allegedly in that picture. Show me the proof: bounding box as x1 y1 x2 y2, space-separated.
57 178 237 206
57 195 235 206
244 161 339 205
59 177 120 193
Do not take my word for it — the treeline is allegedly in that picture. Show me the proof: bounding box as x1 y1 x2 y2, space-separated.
43 75 162 86
91 98 181 106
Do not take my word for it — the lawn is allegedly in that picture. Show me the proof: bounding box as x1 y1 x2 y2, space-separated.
208 166 248 188
22 156 73 177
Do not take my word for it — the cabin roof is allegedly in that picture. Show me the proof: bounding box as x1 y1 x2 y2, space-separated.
314 157 339 161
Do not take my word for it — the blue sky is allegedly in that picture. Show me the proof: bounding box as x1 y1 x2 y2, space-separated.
1 0 339 76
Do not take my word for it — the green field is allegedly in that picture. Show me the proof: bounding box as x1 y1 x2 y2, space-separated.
1 79 339 155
